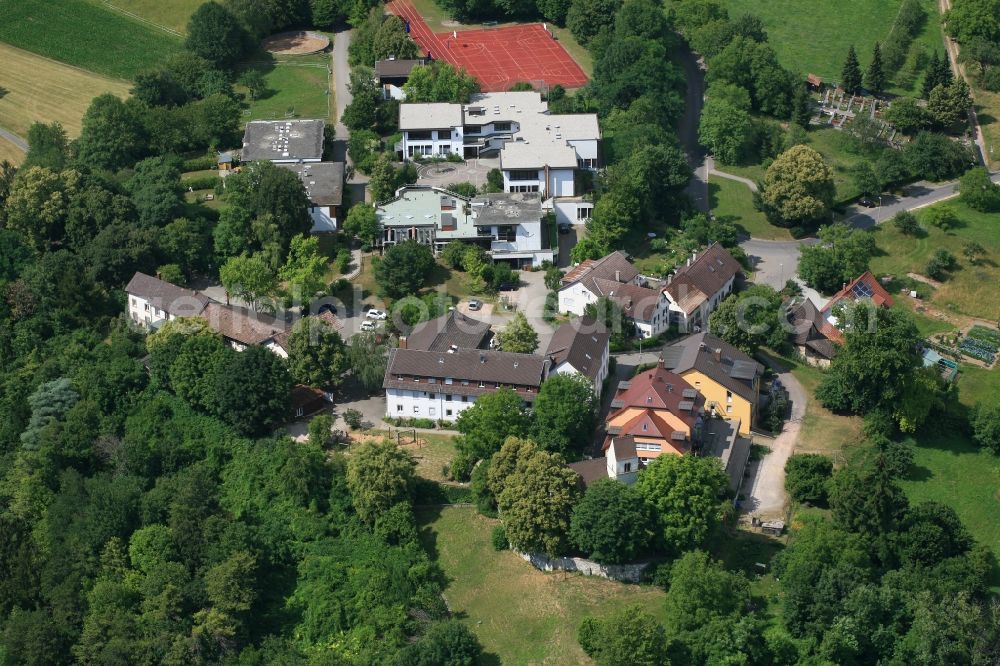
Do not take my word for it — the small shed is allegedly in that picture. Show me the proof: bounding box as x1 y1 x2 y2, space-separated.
806 74 823 89
290 385 327 419
217 151 236 171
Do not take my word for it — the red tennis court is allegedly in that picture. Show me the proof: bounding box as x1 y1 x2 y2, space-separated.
387 0 589 92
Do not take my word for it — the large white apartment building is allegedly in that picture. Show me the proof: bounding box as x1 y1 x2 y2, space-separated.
376 185 554 267
397 91 599 226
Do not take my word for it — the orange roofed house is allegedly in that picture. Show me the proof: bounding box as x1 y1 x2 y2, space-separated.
786 271 893 365
604 361 707 460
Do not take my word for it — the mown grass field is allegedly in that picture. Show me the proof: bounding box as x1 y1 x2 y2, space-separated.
242 59 332 122
708 175 792 241
101 0 202 34
719 0 943 92
0 0 181 79
417 506 667 665
869 199 1000 321
0 42 132 137
0 136 24 165
722 127 867 205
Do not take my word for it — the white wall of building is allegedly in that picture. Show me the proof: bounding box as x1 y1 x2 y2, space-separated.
128 295 170 328
568 138 599 167
606 444 638 484
553 199 593 226
400 129 463 157
386 387 478 421
558 282 598 316
548 169 575 197
308 206 337 233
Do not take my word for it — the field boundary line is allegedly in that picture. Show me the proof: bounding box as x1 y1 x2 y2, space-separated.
0 41 132 84
100 1 184 38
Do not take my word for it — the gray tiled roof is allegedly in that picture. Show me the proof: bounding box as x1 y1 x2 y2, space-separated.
405 311 491 352
125 272 211 318
278 162 344 206
544 317 610 381
384 347 547 389
663 332 762 402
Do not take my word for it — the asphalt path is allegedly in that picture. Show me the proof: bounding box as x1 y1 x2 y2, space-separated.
0 127 28 152
845 171 1000 229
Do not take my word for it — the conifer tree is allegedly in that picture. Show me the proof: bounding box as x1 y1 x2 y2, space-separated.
866 42 885 93
842 45 863 94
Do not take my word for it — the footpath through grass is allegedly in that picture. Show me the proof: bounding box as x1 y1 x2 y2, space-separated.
417 506 667 664
0 42 132 137
869 199 1000 321
708 176 792 240
0 0 181 79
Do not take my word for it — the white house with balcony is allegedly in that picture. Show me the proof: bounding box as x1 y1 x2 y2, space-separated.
376 185 554 267
397 91 599 226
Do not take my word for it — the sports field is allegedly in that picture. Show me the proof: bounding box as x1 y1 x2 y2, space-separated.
0 0 181 79
389 0 588 91
101 0 202 34
0 43 132 137
720 0 943 87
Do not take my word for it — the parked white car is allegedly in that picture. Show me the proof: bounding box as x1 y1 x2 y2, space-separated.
360 321 377 331
366 309 387 320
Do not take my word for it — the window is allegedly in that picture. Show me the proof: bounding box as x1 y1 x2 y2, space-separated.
296 407 304 417
413 406 420 413
464 125 481 135
726 390 733 404
579 157 597 169
462 396 469 402
509 185 539 193
144 303 150 311
493 122 512 132
624 462 632 473
479 381 485 388
726 405 732 413
429 407 436 416
508 169 538 181
397 404 404 412
130 297 136 307
446 394 452 401
408 130 432 140
446 409 453 417
577 206 593 221
495 226 516 242
445 377 454 385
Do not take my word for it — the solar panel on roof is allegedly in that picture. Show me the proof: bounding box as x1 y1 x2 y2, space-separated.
730 360 758 380
610 399 625 408
852 280 875 299
678 400 694 411
682 388 697 399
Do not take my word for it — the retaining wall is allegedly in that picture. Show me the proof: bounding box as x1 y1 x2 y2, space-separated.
515 550 649 583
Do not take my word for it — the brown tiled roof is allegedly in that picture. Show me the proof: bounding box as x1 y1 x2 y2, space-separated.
568 457 608 487
375 58 428 78
405 310 491 351
662 332 762 402
787 299 838 360
383 348 548 398
125 272 212 317
608 366 704 431
200 303 286 346
665 244 741 313
290 384 327 415
590 279 662 322
559 251 639 295
544 317 610 381
609 435 637 460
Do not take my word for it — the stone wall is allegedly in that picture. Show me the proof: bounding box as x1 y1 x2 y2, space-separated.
515 550 649 583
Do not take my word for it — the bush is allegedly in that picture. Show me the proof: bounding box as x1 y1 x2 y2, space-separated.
760 390 788 433
343 408 363 430
183 155 216 171
384 416 436 429
184 175 220 190
491 525 510 551
335 249 351 274
926 249 958 280
784 454 833 505
893 210 921 235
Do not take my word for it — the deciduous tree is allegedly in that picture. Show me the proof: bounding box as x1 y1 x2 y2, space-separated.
635 454 728 552
286 316 348 389
455 388 531 469
220 254 278 311
495 311 539 353
784 453 833 505
578 605 668 666
532 373 598 454
374 240 435 298
758 145 835 229
497 448 581 556
185 1 249 69
570 479 651 563
346 439 416 523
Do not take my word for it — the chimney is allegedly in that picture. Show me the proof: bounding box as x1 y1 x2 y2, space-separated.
615 269 621 282
666 274 673 285
687 257 691 267
155 271 162 280
657 356 664 369
399 336 407 349
714 348 722 362
692 250 698 263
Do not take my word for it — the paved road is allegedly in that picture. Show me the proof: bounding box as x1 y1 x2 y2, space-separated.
709 162 758 192
0 127 28 153
845 171 1000 229
741 355 807 520
331 29 368 198
675 42 709 214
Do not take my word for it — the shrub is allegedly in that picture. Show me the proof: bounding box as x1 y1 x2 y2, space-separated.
343 408 363 430
183 155 216 171
335 249 351 274
893 210 921 235
184 175 220 190
926 249 957 280
492 525 510 551
784 454 833 505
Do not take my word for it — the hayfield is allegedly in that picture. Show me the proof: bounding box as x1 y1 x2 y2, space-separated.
102 0 202 34
0 43 132 137
0 136 24 165
0 0 181 79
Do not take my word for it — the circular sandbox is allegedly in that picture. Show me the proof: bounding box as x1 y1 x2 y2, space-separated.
261 31 331 56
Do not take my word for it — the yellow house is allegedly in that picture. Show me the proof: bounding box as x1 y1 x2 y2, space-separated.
661 332 762 435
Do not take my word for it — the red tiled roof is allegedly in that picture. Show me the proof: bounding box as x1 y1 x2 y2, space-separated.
819 271 894 343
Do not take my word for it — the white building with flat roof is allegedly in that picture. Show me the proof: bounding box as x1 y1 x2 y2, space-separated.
397 92 599 225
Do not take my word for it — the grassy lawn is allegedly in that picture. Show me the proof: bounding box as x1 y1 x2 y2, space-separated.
0 136 24 165
365 429 458 482
975 87 1000 170
417 506 667 665
407 0 593 78
242 59 332 122
0 43 133 137
100 0 201 34
708 176 792 240
868 199 1000 321
0 0 181 79
719 0 941 92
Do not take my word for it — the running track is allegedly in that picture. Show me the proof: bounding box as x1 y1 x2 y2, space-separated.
387 0 588 92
